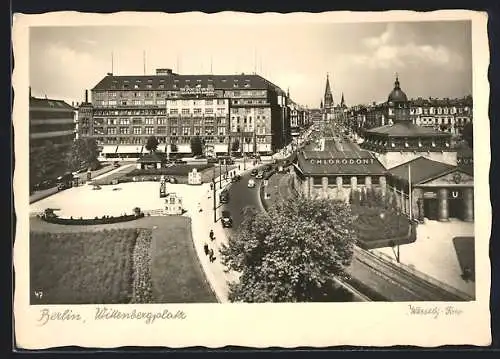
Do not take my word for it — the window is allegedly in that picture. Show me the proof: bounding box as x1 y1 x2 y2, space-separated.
205 108 213 114
205 99 213 105
121 101 128 106
144 118 154 125
145 126 154 135
156 99 165 105
133 100 141 106
145 100 154 105
119 127 130 135
108 100 117 106
132 118 142 125
217 99 225 105
157 126 167 134
313 177 322 185
107 127 117 135
182 108 190 115
194 108 202 114
133 127 142 134
234 91 240 97
157 117 167 125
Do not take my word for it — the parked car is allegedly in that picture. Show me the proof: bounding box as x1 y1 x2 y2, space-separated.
247 179 256 188
231 174 241 183
221 210 233 228
250 169 258 177
219 190 229 204
174 159 187 164
256 171 264 179
113 161 120 168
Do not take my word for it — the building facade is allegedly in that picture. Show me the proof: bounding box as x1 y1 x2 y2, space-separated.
360 76 456 169
78 69 294 159
30 90 76 151
346 96 472 137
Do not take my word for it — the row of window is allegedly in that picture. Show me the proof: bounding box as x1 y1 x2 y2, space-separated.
30 123 75 133
96 126 228 136
92 117 228 126
95 90 268 100
311 176 382 186
94 135 271 145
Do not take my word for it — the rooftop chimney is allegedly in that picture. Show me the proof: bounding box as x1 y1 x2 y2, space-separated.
156 68 173 75
85 90 88 103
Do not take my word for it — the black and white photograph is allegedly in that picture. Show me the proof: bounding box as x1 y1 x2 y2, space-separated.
13 10 491 348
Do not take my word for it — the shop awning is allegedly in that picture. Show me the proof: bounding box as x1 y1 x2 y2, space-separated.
101 145 118 154
116 145 144 154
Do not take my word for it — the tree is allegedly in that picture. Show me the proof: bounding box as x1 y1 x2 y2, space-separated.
219 196 357 302
66 138 99 170
231 138 240 153
462 122 473 149
145 136 159 153
190 136 203 156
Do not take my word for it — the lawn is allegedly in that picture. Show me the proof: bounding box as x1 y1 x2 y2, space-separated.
150 216 217 303
30 229 139 304
29 215 218 303
453 236 475 281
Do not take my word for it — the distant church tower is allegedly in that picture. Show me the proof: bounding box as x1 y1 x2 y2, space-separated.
323 73 334 122
340 92 346 108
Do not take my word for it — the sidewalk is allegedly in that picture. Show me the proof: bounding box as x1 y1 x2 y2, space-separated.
186 162 261 302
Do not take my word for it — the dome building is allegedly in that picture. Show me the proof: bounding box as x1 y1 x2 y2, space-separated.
361 75 456 169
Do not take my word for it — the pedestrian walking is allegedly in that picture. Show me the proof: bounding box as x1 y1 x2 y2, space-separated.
198 202 202 212
203 243 209 256
209 229 215 241
209 248 215 262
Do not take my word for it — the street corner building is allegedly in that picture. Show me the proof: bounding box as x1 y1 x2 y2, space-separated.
29 87 77 152
76 68 311 161
291 74 474 223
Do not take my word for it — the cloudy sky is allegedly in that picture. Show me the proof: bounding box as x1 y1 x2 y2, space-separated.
29 20 472 108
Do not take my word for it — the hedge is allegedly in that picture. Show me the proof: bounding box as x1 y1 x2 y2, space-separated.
126 164 213 177
41 213 145 225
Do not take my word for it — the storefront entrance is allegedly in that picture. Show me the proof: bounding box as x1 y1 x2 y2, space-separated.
448 198 463 220
423 198 439 220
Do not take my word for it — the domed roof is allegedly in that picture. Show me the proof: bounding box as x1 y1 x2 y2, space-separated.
387 76 408 103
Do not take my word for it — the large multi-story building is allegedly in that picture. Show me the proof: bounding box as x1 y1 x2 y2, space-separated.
30 89 76 150
77 69 294 160
346 93 472 136
29 88 76 186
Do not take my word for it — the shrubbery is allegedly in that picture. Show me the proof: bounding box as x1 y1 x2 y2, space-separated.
41 207 144 225
351 205 413 249
131 229 153 303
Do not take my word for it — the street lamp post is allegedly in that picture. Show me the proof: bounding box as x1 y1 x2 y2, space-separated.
219 159 222 189
212 167 217 223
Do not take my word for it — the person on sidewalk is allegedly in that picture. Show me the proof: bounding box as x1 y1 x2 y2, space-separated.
209 248 216 262
198 202 202 212
204 243 209 256
209 229 215 241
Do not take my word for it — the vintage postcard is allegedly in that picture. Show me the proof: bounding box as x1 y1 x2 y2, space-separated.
13 10 491 348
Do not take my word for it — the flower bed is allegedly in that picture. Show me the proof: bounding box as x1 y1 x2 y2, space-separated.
131 229 153 303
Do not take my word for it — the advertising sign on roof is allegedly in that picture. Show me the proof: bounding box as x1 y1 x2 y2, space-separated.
180 87 215 96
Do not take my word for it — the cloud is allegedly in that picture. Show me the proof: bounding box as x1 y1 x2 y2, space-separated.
352 23 465 71
30 43 108 101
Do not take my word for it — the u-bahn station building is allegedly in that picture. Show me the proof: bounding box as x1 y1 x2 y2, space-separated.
292 76 474 222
